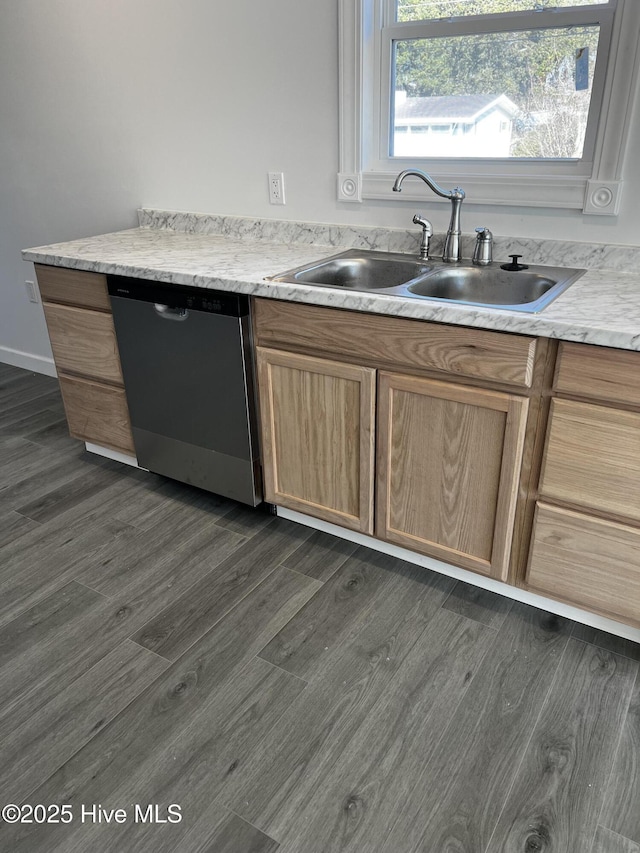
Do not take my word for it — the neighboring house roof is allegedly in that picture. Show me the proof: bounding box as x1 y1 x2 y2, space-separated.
395 93 519 122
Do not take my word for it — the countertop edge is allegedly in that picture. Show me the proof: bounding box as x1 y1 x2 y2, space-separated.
22 236 640 353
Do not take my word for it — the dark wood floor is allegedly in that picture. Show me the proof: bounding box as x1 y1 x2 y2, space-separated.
0 362 639 853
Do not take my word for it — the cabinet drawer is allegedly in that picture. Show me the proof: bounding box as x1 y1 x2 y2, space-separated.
254 298 537 388
555 342 640 408
527 502 640 627
540 398 640 522
35 264 110 311
59 375 135 455
43 302 125 385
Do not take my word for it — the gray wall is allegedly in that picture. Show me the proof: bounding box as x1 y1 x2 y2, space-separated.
2 0 640 368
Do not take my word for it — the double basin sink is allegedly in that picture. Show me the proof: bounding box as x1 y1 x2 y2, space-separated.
268 249 585 313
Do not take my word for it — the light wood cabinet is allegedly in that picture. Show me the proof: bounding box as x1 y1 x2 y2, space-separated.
58 376 134 455
527 343 640 627
41 302 125 386
36 264 135 456
555 341 640 408
540 399 640 523
528 503 640 628
254 297 537 388
253 299 538 579
36 264 112 311
376 372 528 579
256 347 376 533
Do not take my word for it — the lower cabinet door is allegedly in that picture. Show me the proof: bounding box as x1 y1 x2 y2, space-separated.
527 502 640 627
376 372 529 579
256 347 376 534
59 374 135 456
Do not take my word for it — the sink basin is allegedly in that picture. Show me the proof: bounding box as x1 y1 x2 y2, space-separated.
268 249 432 290
407 266 560 308
268 249 585 313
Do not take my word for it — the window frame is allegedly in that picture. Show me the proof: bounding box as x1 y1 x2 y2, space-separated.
338 0 640 214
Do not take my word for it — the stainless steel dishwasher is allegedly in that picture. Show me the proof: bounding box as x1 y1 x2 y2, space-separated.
108 276 262 506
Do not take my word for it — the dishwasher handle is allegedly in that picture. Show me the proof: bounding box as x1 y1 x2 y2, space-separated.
154 303 189 321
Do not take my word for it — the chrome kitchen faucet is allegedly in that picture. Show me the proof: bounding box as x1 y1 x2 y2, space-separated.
393 169 465 263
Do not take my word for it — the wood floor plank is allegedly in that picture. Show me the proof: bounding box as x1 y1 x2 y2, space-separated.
214 502 278 537
0 371 59 409
15 462 125 523
0 581 108 718
0 388 65 429
74 506 244 598
192 811 280 853
486 640 638 853
130 517 313 660
0 362 23 379
0 435 78 489
377 605 574 853
0 639 168 803
3 656 304 852
0 579 102 667
282 527 359 582
219 558 456 840
592 827 640 853
0 405 70 444
572 622 640 662
276 607 497 853
0 443 91 512
112 474 236 531
38 464 174 529
0 510 133 627
0 540 301 741
258 546 453 681
599 675 640 845
0 509 40 548
441 579 513 628
80 655 302 853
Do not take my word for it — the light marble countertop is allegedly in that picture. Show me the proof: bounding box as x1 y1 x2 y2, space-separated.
23 210 640 351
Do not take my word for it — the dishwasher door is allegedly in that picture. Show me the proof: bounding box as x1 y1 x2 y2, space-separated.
109 280 262 505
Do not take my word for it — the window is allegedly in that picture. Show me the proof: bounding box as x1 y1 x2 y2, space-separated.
338 0 640 213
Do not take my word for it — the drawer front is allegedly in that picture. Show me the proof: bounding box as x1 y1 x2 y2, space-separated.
540 398 640 522
43 303 125 385
527 502 640 627
36 264 111 311
254 298 537 388
59 375 135 456
555 341 640 408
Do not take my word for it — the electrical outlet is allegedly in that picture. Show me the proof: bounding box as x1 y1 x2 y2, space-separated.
268 172 286 205
25 280 39 303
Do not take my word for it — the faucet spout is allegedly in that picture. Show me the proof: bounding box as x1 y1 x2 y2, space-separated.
393 169 465 262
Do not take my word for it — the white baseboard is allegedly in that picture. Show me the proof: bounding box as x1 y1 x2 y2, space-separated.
85 442 139 469
277 507 640 645
0 346 57 377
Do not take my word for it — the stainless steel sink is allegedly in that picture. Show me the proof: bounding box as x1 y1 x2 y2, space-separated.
406 266 574 310
268 250 433 290
268 249 585 313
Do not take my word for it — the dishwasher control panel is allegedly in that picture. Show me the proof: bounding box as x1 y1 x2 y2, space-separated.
107 276 249 317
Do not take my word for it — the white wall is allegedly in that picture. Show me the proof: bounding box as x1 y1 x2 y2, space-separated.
2 0 640 367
